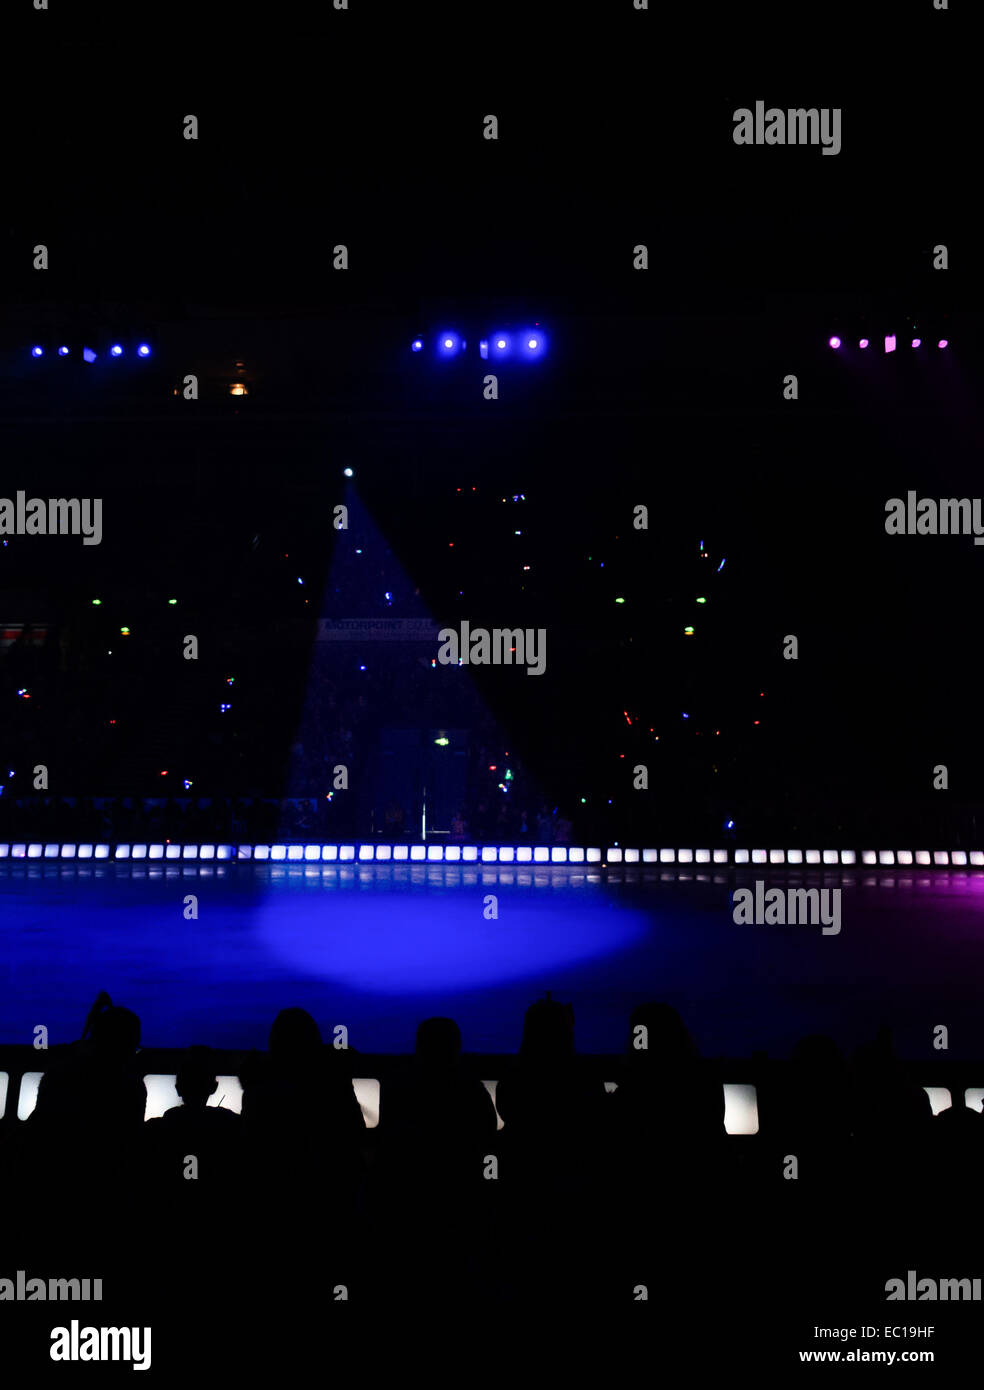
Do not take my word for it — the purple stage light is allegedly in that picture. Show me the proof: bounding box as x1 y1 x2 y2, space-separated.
859 338 869 349
828 336 841 349
884 335 896 354
912 338 921 348
938 339 948 349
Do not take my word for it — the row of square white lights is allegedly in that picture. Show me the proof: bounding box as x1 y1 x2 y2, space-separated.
0 843 982 866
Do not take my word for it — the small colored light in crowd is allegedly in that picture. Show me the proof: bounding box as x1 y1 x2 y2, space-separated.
615 596 625 604
504 769 513 780
717 558 726 571
160 770 168 776
17 689 29 698
230 384 248 396
696 596 707 604
120 626 130 635
344 467 354 477
682 712 689 719
359 664 366 671
753 720 760 725
297 577 304 585
226 676 234 685
580 797 586 804
434 737 449 746
220 703 231 713
725 820 735 830
183 780 193 790
92 598 102 605
684 626 694 635
168 598 177 605
623 711 632 726
109 719 116 725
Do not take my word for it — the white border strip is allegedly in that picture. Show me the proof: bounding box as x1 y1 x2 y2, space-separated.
0 842 982 866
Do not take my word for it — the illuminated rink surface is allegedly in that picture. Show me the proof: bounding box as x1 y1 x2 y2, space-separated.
2 860 984 1061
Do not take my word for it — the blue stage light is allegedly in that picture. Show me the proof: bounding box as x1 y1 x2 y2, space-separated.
58 346 69 357
437 332 462 358
344 467 354 477
519 330 546 359
110 344 123 357
137 343 151 357
31 346 43 358
411 339 423 352
82 347 97 363
489 333 512 359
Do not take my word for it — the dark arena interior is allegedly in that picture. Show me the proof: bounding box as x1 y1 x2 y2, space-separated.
1 2 982 1375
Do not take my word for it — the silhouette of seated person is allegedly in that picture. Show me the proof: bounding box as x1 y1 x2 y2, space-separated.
238 1008 365 1251
495 993 607 1189
610 1002 725 1162
20 992 146 1253
849 1026 933 1157
143 1046 244 1195
378 1017 497 1196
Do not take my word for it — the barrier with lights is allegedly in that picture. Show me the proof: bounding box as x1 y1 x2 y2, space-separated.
411 327 548 361
0 841 981 866
827 333 948 353
28 342 152 362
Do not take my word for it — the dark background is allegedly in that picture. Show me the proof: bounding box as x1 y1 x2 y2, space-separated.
1 0 980 844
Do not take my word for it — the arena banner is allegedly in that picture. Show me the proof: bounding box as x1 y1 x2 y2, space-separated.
315 618 441 642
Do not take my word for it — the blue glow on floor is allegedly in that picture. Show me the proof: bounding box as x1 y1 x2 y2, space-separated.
3 864 984 1055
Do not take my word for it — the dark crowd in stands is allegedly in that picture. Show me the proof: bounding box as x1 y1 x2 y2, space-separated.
1 992 978 1317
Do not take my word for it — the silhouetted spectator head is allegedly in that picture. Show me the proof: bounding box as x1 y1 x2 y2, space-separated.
269 1007 322 1060
87 1003 141 1059
792 1034 844 1070
176 1046 219 1108
519 993 574 1063
626 1002 698 1066
415 1017 462 1067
